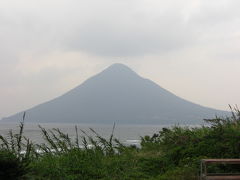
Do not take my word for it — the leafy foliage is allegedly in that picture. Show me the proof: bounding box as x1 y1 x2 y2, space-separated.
0 106 240 179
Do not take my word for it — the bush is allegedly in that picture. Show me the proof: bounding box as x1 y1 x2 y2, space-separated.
0 150 28 180
1 106 240 179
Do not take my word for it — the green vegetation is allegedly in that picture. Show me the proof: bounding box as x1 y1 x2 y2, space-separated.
0 106 240 179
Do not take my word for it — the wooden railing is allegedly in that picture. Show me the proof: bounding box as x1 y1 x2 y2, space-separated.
201 159 240 180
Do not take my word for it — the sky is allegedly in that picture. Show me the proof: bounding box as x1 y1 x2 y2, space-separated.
0 0 240 118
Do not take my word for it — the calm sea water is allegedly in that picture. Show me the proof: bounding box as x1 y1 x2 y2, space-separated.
0 123 171 145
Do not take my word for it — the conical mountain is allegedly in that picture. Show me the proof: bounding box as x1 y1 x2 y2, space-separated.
2 64 228 124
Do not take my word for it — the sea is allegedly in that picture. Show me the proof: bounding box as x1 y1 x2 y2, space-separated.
0 123 174 147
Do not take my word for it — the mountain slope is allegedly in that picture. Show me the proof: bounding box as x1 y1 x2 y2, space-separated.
1 64 228 124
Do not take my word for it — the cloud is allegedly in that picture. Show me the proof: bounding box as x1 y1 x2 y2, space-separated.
1 0 239 58
0 0 197 58
67 18 192 56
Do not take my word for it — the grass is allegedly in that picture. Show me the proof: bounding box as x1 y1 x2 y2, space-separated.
0 106 240 179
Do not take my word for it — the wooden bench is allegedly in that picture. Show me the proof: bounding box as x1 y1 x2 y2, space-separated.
201 159 240 180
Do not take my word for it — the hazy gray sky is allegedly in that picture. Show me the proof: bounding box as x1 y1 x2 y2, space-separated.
0 0 240 118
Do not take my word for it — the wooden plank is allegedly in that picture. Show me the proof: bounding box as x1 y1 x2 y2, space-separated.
207 174 240 176
206 176 240 180
202 159 240 164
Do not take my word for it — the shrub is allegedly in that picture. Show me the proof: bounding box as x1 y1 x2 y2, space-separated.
0 150 28 180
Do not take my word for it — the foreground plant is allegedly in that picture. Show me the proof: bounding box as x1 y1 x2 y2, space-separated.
0 112 37 179
1 105 239 180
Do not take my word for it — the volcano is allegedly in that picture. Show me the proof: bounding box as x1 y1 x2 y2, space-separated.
1 64 228 124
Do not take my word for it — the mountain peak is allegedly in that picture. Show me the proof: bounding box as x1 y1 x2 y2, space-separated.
105 63 134 71
101 63 136 76
108 63 130 69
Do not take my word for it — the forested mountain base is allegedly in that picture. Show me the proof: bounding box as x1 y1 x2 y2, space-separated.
1 106 239 180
